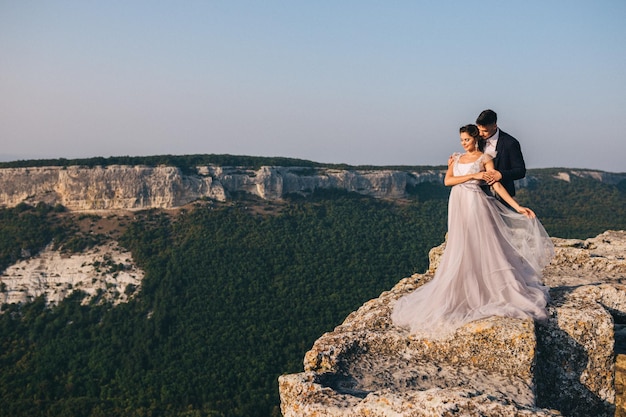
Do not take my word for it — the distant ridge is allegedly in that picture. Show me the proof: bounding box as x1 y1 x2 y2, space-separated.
2 153 623 175
0 159 625 211
0 153 445 172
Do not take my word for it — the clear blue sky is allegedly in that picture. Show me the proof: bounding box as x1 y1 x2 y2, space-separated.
1 1 625 172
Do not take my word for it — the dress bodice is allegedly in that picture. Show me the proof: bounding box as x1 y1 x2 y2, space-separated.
453 153 487 183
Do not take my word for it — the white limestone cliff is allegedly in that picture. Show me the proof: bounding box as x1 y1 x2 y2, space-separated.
0 165 227 210
279 230 626 417
0 241 143 306
0 165 445 209
1 165 624 210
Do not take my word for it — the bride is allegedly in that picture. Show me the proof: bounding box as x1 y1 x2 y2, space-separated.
391 124 554 338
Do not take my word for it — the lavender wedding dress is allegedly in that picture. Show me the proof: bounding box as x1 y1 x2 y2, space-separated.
391 153 554 338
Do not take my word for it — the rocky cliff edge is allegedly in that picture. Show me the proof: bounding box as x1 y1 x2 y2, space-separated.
1 165 623 210
0 165 442 209
279 230 626 417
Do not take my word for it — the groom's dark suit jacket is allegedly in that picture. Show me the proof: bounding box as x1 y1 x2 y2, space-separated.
486 130 526 197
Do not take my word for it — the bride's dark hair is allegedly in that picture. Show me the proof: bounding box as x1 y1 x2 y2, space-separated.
460 124 483 152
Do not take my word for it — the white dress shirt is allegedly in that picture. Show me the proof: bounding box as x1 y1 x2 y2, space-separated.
483 129 499 158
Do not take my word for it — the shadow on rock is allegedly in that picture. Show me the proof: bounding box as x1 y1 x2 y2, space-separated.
534 286 615 417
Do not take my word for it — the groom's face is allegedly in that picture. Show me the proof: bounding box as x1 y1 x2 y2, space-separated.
477 124 497 140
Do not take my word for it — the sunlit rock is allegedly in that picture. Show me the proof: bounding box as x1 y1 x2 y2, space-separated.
0 241 143 306
280 231 626 417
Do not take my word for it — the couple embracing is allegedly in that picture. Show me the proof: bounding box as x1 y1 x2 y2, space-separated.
391 109 554 339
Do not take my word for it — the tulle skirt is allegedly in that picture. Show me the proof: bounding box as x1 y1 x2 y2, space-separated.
391 183 553 339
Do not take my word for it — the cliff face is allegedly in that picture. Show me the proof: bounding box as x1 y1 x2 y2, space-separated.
0 166 226 210
279 230 626 417
211 166 434 201
0 165 624 211
0 165 446 210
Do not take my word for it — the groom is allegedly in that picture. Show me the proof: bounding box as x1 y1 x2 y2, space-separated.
476 109 526 199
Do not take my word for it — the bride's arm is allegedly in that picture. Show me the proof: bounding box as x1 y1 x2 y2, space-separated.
444 158 484 186
444 171 482 186
491 183 535 218
484 160 536 218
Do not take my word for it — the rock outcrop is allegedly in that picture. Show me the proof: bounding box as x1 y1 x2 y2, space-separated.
2 165 623 211
279 230 626 417
0 165 444 210
0 241 143 306
0 165 227 210
212 166 430 201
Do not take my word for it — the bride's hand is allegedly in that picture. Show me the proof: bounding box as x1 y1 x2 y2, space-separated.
517 206 536 219
474 172 486 181
484 169 502 185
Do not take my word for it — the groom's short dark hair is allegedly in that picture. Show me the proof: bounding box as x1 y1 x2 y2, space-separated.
476 109 497 126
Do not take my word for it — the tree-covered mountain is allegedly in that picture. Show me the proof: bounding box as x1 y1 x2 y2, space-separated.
514 169 626 238
0 153 443 172
0 161 625 416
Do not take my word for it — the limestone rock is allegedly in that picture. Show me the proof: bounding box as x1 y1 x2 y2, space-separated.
617 355 626 417
0 165 444 210
280 230 626 416
1 165 624 210
0 165 226 210
0 241 143 306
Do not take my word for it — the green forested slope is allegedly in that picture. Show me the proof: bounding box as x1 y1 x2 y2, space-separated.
0 171 625 417
0 153 441 172
515 170 626 238
0 193 448 417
